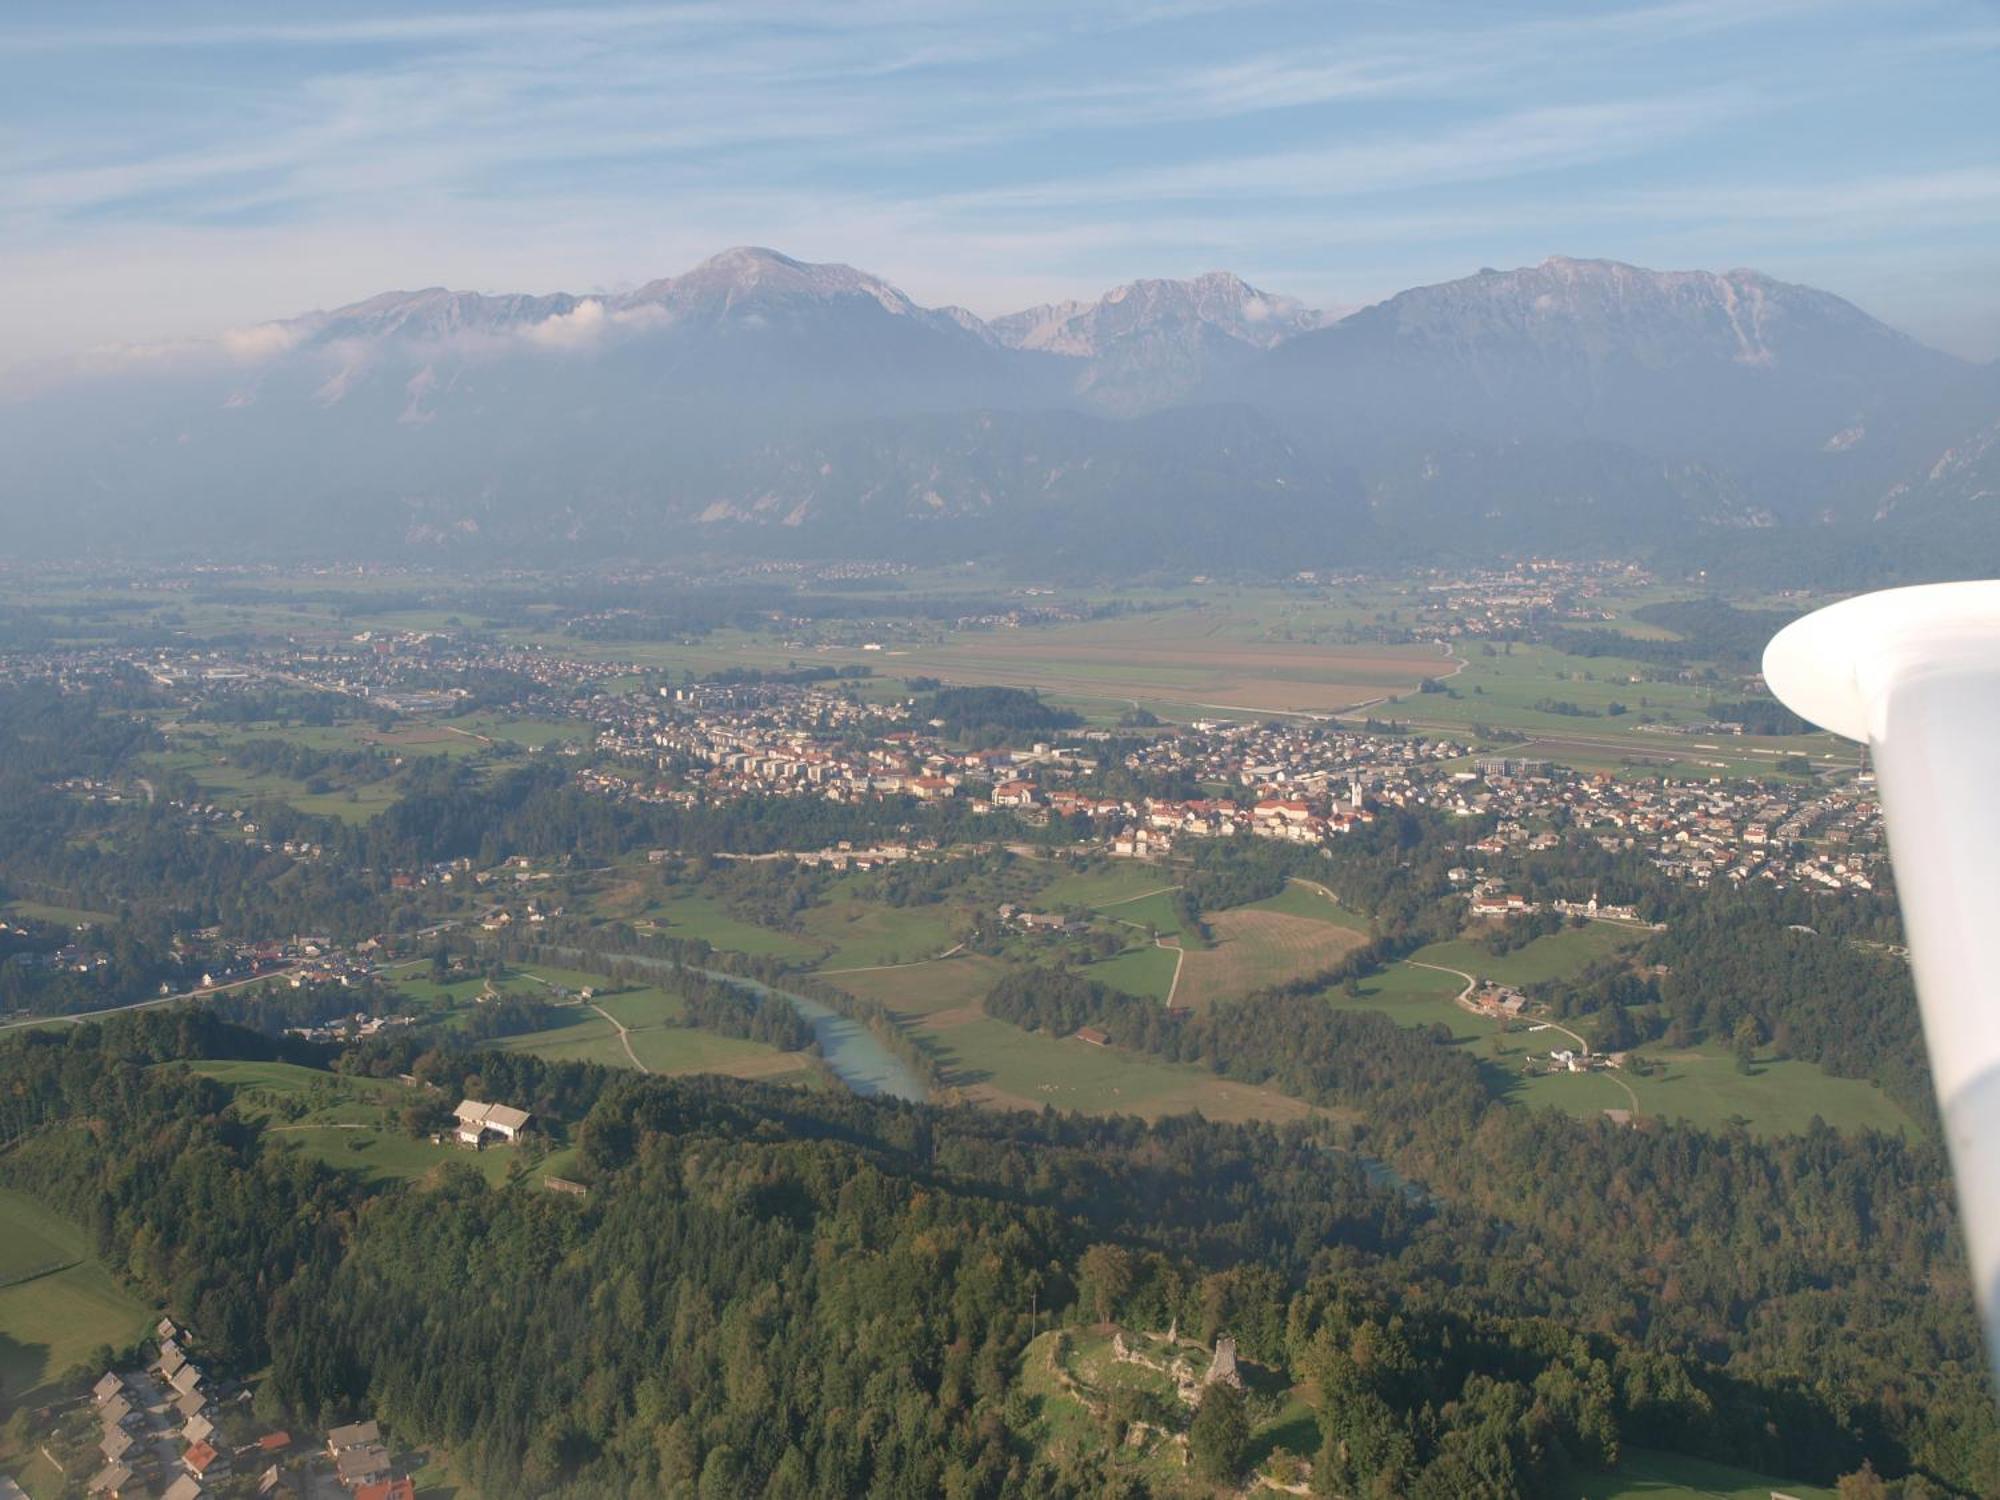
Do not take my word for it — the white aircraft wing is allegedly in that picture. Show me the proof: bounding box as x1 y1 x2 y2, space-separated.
1764 580 2000 1358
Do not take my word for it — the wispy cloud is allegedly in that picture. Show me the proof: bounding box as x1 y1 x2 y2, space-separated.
0 0 1995 363
944 93 1758 211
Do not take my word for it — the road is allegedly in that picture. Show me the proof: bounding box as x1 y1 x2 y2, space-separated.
817 942 967 976
0 965 299 1032
589 1002 650 1074
0 954 434 1034
1158 935 1184 1007
1097 887 1188 1006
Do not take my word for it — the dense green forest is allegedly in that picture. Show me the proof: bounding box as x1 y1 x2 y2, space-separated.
0 1009 1991 1496
0 656 1990 1496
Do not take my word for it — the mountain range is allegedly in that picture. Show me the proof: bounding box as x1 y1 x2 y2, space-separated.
4 246 1995 576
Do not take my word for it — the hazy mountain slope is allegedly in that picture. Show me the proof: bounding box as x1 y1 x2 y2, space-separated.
993 271 1330 413
3 247 1993 573
1875 361 2000 518
1239 257 1971 518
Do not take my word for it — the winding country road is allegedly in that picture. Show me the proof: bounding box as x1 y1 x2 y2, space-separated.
1405 958 1591 1054
1097 888 1187 1007
589 1002 650 1074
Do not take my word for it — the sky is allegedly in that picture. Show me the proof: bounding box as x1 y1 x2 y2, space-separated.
3 0 1998 368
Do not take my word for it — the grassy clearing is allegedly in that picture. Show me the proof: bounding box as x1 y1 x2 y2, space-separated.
1083 943 1181 1002
1173 907 1369 1010
799 900 961 969
1354 637 1859 777
440 714 591 749
1410 922 1644 988
182 1059 568 1188
409 1450 482 1500
1036 863 1181 909
642 891 826 961
1332 964 1912 1136
489 1010 633 1070
187 1059 432 1128
822 953 1012 1018
1251 879 1373 932
1604 1052 1912 1136
148 744 403 823
282 1126 527 1188
0 1191 84 1288
183 1058 341 1094
626 1027 814 1082
492 990 815 1085
1574 1446 1834 1500
1096 889 1184 939
917 1011 1314 1124
0 1190 152 1405
3 900 117 928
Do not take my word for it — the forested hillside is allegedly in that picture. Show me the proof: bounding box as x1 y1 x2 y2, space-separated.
0 1011 1991 1496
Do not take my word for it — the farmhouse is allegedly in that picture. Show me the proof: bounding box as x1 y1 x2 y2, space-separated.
453 1099 532 1145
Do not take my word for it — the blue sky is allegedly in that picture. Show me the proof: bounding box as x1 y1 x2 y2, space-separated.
3 0 1998 365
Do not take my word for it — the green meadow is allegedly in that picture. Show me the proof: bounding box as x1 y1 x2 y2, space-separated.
0 1189 153 1405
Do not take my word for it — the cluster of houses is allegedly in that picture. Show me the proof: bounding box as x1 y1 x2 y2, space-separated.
80 1317 412 1499
1381 560 1636 641
281 1010 417 1046
84 1318 267 1499
567 687 1882 897
1458 762 1884 894
108 587 1884 904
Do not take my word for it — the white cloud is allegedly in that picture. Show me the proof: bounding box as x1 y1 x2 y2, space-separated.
519 299 608 351
218 322 307 362
0 0 1994 365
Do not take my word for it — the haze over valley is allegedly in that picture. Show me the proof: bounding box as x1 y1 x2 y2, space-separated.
8 247 1997 576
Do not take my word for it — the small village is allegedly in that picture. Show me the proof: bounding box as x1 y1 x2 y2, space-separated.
34 1315 414 1500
